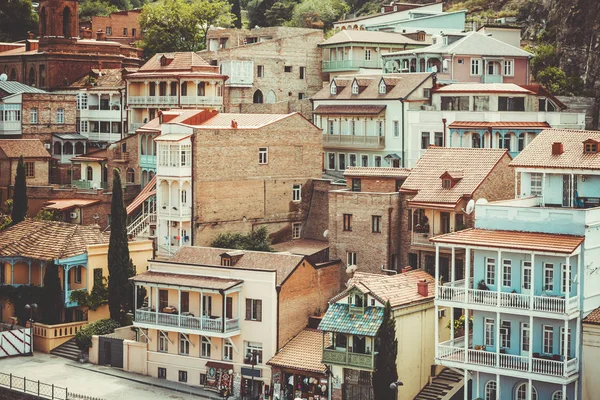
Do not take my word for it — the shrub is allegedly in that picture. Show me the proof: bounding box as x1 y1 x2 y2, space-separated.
74 318 119 351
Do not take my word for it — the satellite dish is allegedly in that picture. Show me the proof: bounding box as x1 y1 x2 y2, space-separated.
476 198 488 205
346 264 357 274
323 229 329 238
465 199 475 214
0 73 7 82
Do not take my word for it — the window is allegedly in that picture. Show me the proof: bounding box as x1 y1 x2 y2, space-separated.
500 320 511 348
544 263 554 291
499 135 511 150
123 28 128 36
338 153 346 170
201 295 212 316
257 65 264 78
25 162 34 178
223 340 233 361
552 392 566 400
292 222 302 239
584 141 598 154
30 108 38 124
518 133 526 151
245 299 262 321
421 132 430 149
485 381 497 400
244 342 263 364
352 81 359 94
57 108 64 124
516 383 538 400
351 178 361 192
158 331 168 352
364 49 371 61
126 168 135 184
158 367 167 379
502 259 512 287
284 66 292 73
179 333 190 355
74 266 82 284
372 216 382 233
560 327 572 358
328 120 335 134
292 184 302 202
543 325 553 354
472 133 481 148
199 373 207 385
178 370 187 383
441 96 469 111
503 60 514 76
330 82 337 95
93 268 102 285
180 291 189 313
377 121 384 136
106 27 112 35
484 318 495 346
562 264 572 294
470 58 481 75
298 93 306 100
486 258 495 286
374 156 381 167
350 120 356 135
221 257 231 266
361 155 368 167
259 147 268 164
201 336 211 358
473 96 489 111
378 80 386 94
327 152 335 169
347 251 357 267
442 179 452 189
393 120 399 137
434 132 443 147
530 173 542 196
132 28 136 37
343 214 352 231
79 120 88 133
521 322 530 352
498 97 525 111
299 66 305 79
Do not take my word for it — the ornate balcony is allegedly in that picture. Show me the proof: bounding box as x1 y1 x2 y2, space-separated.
323 134 385 150
322 348 376 370
134 308 240 335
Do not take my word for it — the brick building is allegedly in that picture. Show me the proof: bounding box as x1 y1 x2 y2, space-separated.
0 139 51 203
328 166 410 275
199 27 324 119
80 9 142 47
0 0 142 91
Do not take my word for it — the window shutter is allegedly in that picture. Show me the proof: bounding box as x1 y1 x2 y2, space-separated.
246 299 251 320
256 300 262 321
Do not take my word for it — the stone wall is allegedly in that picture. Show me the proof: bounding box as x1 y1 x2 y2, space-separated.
557 96 600 130
21 93 77 144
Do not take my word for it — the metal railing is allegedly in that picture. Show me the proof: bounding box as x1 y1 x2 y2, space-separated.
0 372 68 400
134 309 240 333
323 135 385 149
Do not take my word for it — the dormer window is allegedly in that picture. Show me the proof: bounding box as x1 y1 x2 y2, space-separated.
583 139 599 154
220 250 244 266
440 171 463 189
378 79 386 94
221 257 231 266
443 36 448 45
442 178 452 189
351 80 359 95
330 81 337 95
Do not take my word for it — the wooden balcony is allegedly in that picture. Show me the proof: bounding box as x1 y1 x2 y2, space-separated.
134 308 240 336
323 134 385 150
322 348 376 370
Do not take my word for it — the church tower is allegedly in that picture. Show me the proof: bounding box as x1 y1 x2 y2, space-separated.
38 0 79 41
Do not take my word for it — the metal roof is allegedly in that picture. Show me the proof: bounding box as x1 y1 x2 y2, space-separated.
0 81 46 95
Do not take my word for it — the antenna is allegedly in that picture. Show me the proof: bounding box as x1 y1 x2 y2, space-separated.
323 229 329 238
0 73 7 82
475 198 488 205
346 264 357 275
464 199 475 214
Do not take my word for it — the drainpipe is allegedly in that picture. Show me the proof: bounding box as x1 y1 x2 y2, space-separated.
442 118 447 147
190 133 195 246
401 99 406 167
387 207 393 270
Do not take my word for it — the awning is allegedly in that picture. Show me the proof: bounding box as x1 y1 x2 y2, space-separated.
384 153 401 160
313 104 386 115
130 271 243 291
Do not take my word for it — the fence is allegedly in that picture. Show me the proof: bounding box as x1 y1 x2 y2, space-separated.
0 372 105 400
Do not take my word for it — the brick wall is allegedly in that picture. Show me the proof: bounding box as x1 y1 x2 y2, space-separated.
86 10 142 45
345 176 402 193
21 93 77 144
472 153 515 203
303 179 342 241
106 133 141 191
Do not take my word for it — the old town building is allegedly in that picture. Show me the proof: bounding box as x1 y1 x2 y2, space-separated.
80 9 143 47
0 139 51 202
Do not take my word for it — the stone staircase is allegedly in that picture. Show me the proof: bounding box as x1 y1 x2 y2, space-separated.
414 368 464 400
50 338 81 361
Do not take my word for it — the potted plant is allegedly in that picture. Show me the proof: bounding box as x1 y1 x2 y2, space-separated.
477 280 489 291
532 352 540 358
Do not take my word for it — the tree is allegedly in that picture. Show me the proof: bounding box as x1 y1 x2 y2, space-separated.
247 0 275 27
210 226 273 251
78 0 119 19
230 0 242 28
139 0 234 57
41 262 64 325
0 0 38 42
372 301 398 400
265 1 296 26
11 156 28 226
34 209 61 221
291 0 349 30
107 169 131 324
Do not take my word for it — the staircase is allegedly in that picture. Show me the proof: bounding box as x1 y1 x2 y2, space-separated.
414 368 465 400
50 338 81 361
127 212 156 239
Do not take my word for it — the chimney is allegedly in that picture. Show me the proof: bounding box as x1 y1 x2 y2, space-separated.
27 31 34 40
417 279 429 297
158 110 163 124
552 142 564 155
401 266 412 273
231 120 238 128
96 29 106 41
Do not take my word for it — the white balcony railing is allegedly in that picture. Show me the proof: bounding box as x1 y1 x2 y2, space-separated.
323 135 385 149
128 96 178 106
135 309 240 334
180 96 223 106
158 206 192 218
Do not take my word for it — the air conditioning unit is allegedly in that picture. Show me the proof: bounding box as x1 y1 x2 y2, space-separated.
438 309 446 319
69 211 78 219
44 143 51 150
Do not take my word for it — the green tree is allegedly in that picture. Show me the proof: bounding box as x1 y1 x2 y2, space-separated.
291 0 349 30
34 209 61 221
42 262 64 325
210 226 273 251
78 0 119 19
265 1 296 26
107 169 131 324
247 0 275 27
139 0 234 57
536 66 569 95
230 0 242 28
0 0 38 42
372 301 398 400
11 156 28 226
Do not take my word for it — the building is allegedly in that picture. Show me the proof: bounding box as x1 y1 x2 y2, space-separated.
319 30 430 78
477 25 522 48
128 246 341 398
405 83 586 167
333 1 466 35
79 9 142 47
312 72 435 175
141 109 322 255
582 307 600 400
125 52 226 132
0 139 51 203
400 147 514 278
318 269 450 400
430 129 600 400
199 27 324 118
328 166 410 274
0 0 142 91
381 31 533 85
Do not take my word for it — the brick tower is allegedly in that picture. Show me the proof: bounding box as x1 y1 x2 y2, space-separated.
38 0 79 41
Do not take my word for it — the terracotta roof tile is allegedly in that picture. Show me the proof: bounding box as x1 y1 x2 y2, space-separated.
43 199 100 211
401 147 508 205
430 228 584 254
168 247 305 286
139 52 210 71
172 111 294 129
344 166 410 179
511 129 600 170
0 219 109 261
272 239 329 256
583 307 600 325
448 121 551 129
313 104 386 115
267 329 329 374
0 139 51 159
130 271 242 290
70 69 125 88
348 270 435 308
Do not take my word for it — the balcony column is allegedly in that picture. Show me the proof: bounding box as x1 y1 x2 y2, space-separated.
200 290 204 330
10 259 14 284
463 369 468 400
64 265 69 296
155 285 159 324
451 247 455 287
495 311 500 367
575 376 579 400
528 315 533 373
577 252 582 301
541 173 546 206
562 384 567 400
530 253 535 310
465 247 471 304
222 292 226 333
177 288 181 327
563 318 568 376
565 255 571 306
496 250 502 307
434 244 440 360
496 374 500 399
134 282 137 314
528 378 532 400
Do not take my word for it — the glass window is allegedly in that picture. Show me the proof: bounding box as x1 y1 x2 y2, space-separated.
393 121 399 137
158 367 167 379
30 108 38 124
158 331 168 352
338 153 346 170
76 93 88 110
485 381 497 400
560 328 571 358
552 392 566 400
472 133 481 148
181 292 189 313
351 178 361 192
374 156 381 167
544 263 554 291
299 66 305 79
178 370 187 382
502 259 512 287
516 384 537 400
292 184 301 202
57 108 65 124
352 82 359 94
361 155 368 167
330 82 337 95
500 320 511 348
434 132 443 146
201 336 211 358
223 340 233 361
347 251 357 266
292 222 301 239
372 216 382 233
259 147 268 164
530 173 542 195
378 81 386 94
245 299 262 321
498 97 525 111
364 49 371 61
441 96 469 111
25 162 34 178
257 65 264 77
470 59 481 75
244 341 263 364
484 318 495 346
421 132 430 149
349 153 356 166
377 121 384 136
562 264 572 294
343 214 352 231
179 333 190 355
504 60 514 76
543 325 553 354
327 153 335 170
328 120 335 134
473 96 489 111
486 258 495 286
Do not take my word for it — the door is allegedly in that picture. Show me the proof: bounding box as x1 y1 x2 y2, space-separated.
520 322 530 357
103 341 112 365
562 175 577 207
522 261 532 296
226 297 233 319
440 212 450 234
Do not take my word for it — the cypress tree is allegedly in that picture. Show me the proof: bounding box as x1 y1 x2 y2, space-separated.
11 155 28 225
42 262 64 325
107 169 130 324
372 301 398 400
231 0 242 28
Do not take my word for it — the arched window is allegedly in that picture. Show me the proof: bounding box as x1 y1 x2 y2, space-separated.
63 142 73 155
53 142 62 155
62 7 72 38
148 170 155 180
158 82 167 96
518 132 526 152
40 7 47 37
515 383 537 400
28 67 36 86
552 391 567 400
253 90 263 104
472 133 481 148
126 168 135 183
484 381 496 400
74 142 84 154
141 170 148 186
86 166 93 181
266 90 277 104
10 68 16 81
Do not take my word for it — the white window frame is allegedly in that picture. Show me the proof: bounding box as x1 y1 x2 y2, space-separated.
330 82 337 95
258 147 268 164
372 215 382 233
347 251 357 266
351 81 359 95
179 333 190 355
530 173 542 196
377 120 384 136
543 325 554 354
223 340 233 361
292 184 301 202
374 156 381 167
348 153 356 167
485 258 496 286
500 320 511 349
484 318 495 347
360 154 369 167
378 81 386 94
292 222 301 239
560 327 571 358
485 381 497 400
327 152 335 170
201 336 211 358
30 108 38 124
364 49 371 61
244 341 263 364
544 263 554 291
503 59 514 76
502 259 512 287
57 108 65 124
158 331 168 352
552 391 567 400
470 58 482 76
76 93 88 110
393 120 400 137
562 263 572 294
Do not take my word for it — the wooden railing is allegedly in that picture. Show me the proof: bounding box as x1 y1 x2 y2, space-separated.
134 309 240 333
322 348 375 370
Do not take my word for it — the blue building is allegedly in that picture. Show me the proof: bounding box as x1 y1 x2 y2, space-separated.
430 129 600 400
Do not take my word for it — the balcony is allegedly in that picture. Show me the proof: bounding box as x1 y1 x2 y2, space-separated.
323 134 385 150
322 59 381 72
134 308 240 335
322 348 376 370
128 96 178 106
158 205 191 219
180 96 223 106
70 180 108 190
140 155 157 169
438 279 580 316
438 335 578 379
481 75 503 83
79 109 121 120
412 232 433 247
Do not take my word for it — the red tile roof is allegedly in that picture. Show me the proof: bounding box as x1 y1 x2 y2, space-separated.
313 104 386 115
267 329 329 374
43 199 100 211
583 307 600 325
343 166 411 178
430 228 584 254
139 52 210 71
448 121 551 129
312 73 432 100
0 139 51 159
169 110 295 129
130 271 242 290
